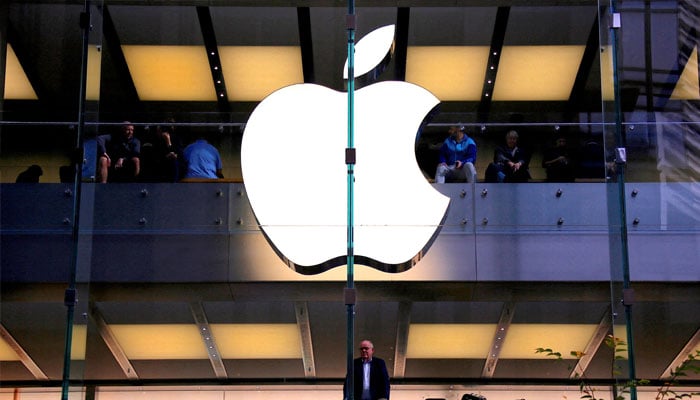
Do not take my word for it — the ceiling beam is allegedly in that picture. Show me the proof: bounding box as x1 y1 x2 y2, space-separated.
190 302 228 379
100 5 141 116
0 1 7 110
477 6 510 122
394 7 410 81
294 301 316 377
392 301 412 378
570 308 611 379
297 7 315 83
655 0 699 109
90 304 139 380
481 301 514 378
660 327 700 379
0 323 49 380
196 6 231 114
566 12 600 118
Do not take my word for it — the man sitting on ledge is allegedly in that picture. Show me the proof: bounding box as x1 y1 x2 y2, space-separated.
434 125 477 183
97 121 141 183
485 130 530 183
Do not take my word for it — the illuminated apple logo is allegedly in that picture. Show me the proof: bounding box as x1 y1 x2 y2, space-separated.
241 25 449 275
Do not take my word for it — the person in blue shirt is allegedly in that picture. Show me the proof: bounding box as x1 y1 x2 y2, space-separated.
182 134 224 180
434 125 477 183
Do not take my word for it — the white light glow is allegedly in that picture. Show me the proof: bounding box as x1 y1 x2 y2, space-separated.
242 81 447 270
343 25 395 80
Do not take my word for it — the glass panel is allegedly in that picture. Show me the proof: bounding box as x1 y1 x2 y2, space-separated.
0 1 698 397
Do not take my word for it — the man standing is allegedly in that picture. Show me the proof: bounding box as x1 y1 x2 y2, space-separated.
344 339 390 400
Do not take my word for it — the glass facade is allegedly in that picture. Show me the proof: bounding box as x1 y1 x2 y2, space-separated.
1 1 699 400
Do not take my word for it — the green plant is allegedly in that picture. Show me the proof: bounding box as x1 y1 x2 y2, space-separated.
657 349 700 400
536 335 700 400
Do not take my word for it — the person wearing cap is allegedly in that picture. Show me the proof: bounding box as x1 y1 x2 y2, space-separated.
434 125 477 183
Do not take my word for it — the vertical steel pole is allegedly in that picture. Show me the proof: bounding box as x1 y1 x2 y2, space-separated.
345 1 356 400
62 1 90 399
609 2 637 400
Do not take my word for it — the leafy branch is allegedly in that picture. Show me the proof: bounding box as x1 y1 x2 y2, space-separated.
656 349 700 400
535 346 605 400
537 336 700 400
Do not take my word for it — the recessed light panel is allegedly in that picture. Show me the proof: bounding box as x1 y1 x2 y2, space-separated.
122 45 216 101
493 45 586 101
211 324 301 359
407 324 496 358
3 45 38 100
219 46 303 101
406 46 490 101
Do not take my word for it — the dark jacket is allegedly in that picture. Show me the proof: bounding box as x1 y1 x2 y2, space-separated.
344 357 390 400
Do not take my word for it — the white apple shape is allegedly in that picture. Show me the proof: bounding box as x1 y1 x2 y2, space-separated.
241 25 449 274
343 24 395 79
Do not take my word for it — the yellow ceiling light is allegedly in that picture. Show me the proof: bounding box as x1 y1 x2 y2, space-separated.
122 45 216 101
0 335 20 361
0 324 85 361
71 324 87 360
670 46 699 100
86 45 102 101
493 45 586 101
218 46 303 102
3 44 38 100
407 324 496 359
501 324 598 359
600 45 616 101
406 46 490 101
612 324 629 359
109 324 208 360
211 323 302 359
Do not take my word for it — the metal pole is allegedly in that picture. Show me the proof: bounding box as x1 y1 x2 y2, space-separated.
345 1 356 400
61 1 91 399
608 2 637 400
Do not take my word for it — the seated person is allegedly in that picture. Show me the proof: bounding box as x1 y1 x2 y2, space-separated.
542 136 575 182
434 125 477 183
59 137 98 183
182 135 224 180
485 130 530 183
577 140 606 179
97 121 141 183
141 122 183 182
16 164 43 183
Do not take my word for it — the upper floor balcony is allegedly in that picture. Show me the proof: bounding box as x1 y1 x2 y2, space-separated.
2 181 698 284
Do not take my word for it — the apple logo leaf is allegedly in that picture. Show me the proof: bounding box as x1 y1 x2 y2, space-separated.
343 24 395 86
241 24 448 275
